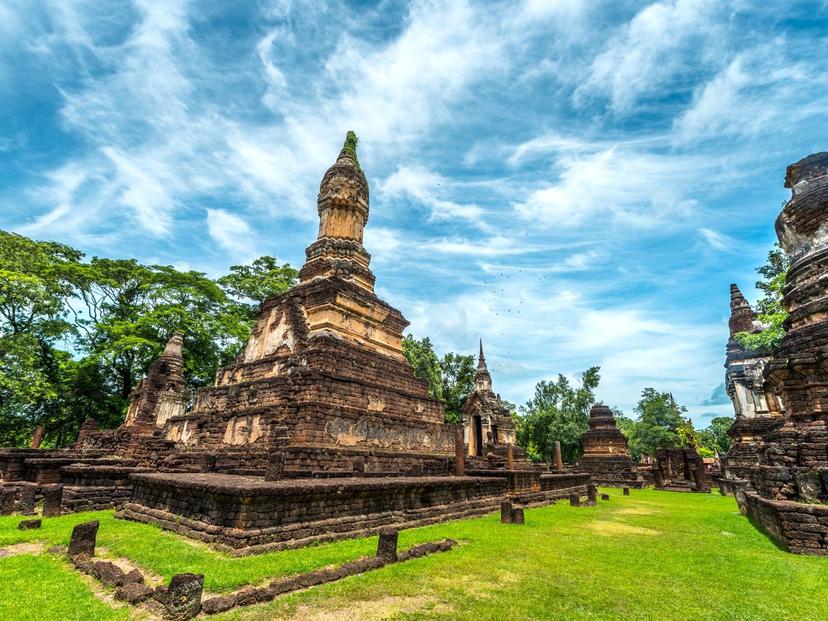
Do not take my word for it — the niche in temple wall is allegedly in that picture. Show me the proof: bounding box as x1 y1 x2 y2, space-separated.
223 415 264 445
242 307 296 363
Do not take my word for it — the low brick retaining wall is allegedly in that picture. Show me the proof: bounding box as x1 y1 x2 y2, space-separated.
118 473 508 554
61 465 151 512
741 491 828 555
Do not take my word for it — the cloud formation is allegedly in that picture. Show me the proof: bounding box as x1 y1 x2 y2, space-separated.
2 0 826 424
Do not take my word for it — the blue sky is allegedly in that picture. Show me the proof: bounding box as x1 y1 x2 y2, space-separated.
2 1 827 425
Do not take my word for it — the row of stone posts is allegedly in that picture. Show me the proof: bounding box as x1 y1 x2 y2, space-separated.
0 483 62 516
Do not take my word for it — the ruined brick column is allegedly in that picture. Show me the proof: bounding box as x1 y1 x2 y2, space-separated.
692 463 707 493
554 441 564 472
454 426 465 476
376 528 398 562
18 484 36 515
0 487 15 514
587 484 597 503
42 484 62 517
500 500 513 523
30 426 44 449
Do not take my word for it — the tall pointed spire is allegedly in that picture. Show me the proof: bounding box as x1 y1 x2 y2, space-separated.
298 131 376 292
729 284 757 337
474 338 492 391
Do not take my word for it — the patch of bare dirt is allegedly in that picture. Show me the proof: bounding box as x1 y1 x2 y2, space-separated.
287 595 445 621
615 508 658 516
0 542 45 556
589 521 660 537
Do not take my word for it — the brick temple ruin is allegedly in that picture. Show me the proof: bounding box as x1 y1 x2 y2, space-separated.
723 152 828 555
576 405 645 488
0 134 589 552
461 340 518 463
651 447 708 493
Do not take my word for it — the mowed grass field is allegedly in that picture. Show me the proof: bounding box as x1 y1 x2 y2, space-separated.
1 489 826 621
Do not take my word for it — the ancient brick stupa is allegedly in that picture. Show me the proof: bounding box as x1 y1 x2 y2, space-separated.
0 133 591 549
462 340 517 459
721 286 784 488
724 152 828 555
110 133 589 550
576 405 643 487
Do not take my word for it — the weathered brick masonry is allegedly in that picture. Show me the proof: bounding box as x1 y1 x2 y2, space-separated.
576 405 645 488
1 133 590 550
724 152 828 555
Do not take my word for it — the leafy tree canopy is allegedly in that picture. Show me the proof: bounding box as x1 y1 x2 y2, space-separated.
217 256 298 311
0 229 296 447
735 243 789 353
402 336 483 424
516 367 601 465
624 388 687 459
696 416 734 455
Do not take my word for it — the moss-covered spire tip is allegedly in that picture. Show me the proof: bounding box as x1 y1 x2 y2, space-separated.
342 131 359 163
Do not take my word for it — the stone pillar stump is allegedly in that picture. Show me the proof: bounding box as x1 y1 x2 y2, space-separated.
500 500 513 524
377 528 398 562
165 573 204 621
42 485 63 517
69 520 99 558
18 485 36 515
587 484 597 503
0 487 15 515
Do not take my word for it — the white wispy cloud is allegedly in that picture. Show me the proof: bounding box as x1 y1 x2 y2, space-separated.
673 43 828 143
697 228 736 252
206 208 260 262
576 0 725 112
512 147 703 229
381 165 486 226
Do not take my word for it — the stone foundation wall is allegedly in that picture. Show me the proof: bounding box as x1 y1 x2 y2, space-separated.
60 465 150 512
577 457 644 487
280 446 453 477
741 490 828 555
120 473 508 553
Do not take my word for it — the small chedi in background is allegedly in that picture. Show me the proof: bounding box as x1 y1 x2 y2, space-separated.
576 405 644 488
651 447 708 493
723 152 828 555
721 285 784 487
461 340 519 464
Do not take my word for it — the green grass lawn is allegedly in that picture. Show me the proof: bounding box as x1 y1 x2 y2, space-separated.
1 489 826 620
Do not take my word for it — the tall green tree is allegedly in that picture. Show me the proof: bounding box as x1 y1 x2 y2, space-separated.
735 243 789 353
402 334 443 401
0 231 81 445
516 367 601 464
1 228 298 446
624 388 687 459
68 259 252 401
440 352 475 424
217 256 298 312
697 416 734 455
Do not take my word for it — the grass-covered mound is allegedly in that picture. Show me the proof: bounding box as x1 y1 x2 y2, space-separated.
0 489 825 620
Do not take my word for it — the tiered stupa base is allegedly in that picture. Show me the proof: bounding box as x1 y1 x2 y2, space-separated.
118 470 589 554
